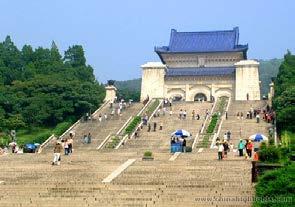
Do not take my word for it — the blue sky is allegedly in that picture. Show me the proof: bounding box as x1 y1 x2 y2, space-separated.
0 0 294 82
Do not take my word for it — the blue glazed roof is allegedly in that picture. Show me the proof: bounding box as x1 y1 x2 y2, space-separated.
155 27 248 54
165 67 235 77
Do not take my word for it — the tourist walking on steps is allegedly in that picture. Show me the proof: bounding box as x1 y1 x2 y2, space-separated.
68 137 73 154
83 135 88 144
86 133 92 144
217 141 224 160
147 123 151 132
63 138 69 155
182 139 186 153
246 140 253 158
153 122 157 131
169 108 173 116
179 109 183 119
238 139 244 156
192 110 195 120
227 131 231 141
223 140 229 158
183 110 187 119
256 114 260 123
52 141 63 165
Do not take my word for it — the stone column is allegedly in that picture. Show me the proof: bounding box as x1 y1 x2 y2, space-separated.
185 84 190 101
268 82 274 106
104 85 117 102
140 62 166 102
235 60 261 100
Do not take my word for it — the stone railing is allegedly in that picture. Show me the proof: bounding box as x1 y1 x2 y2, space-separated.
37 134 55 153
97 115 133 150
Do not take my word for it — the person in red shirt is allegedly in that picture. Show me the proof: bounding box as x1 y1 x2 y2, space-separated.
246 140 253 158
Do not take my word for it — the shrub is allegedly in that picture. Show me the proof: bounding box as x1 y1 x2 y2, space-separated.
186 146 192 152
0 135 11 148
260 142 267 150
53 121 74 136
254 163 295 207
125 116 141 135
259 146 281 163
144 151 153 157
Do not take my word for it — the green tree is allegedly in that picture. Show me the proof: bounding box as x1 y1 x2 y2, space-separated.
64 45 86 67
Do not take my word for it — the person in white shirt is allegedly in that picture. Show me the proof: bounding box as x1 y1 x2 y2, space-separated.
217 142 224 160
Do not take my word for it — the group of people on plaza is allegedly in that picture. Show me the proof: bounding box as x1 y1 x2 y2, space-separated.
216 132 260 161
236 104 275 124
170 136 187 152
52 131 75 165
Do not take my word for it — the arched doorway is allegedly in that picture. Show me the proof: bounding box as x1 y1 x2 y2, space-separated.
194 93 207 102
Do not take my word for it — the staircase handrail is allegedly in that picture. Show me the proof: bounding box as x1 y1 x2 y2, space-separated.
37 134 55 153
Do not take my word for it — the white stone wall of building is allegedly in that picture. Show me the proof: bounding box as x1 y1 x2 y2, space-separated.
140 62 166 102
161 52 244 68
235 60 261 100
164 77 234 101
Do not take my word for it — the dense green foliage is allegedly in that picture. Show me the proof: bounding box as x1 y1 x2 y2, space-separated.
124 116 141 135
254 164 295 207
258 145 281 163
0 36 105 143
254 52 295 206
273 52 295 133
115 79 141 102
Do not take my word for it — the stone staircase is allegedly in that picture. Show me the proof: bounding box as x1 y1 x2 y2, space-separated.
219 100 270 146
42 102 144 153
119 102 212 154
0 101 260 207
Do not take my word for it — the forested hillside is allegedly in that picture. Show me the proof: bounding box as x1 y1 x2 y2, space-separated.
115 79 141 101
0 36 105 145
259 59 282 96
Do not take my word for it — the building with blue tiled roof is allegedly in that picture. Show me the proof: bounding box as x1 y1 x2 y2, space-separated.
140 27 261 101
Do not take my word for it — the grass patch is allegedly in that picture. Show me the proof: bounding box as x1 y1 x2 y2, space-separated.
197 134 212 148
146 99 160 116
105 136 120 149
124 116 141 135
0 120 74 147
206 114 219 133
